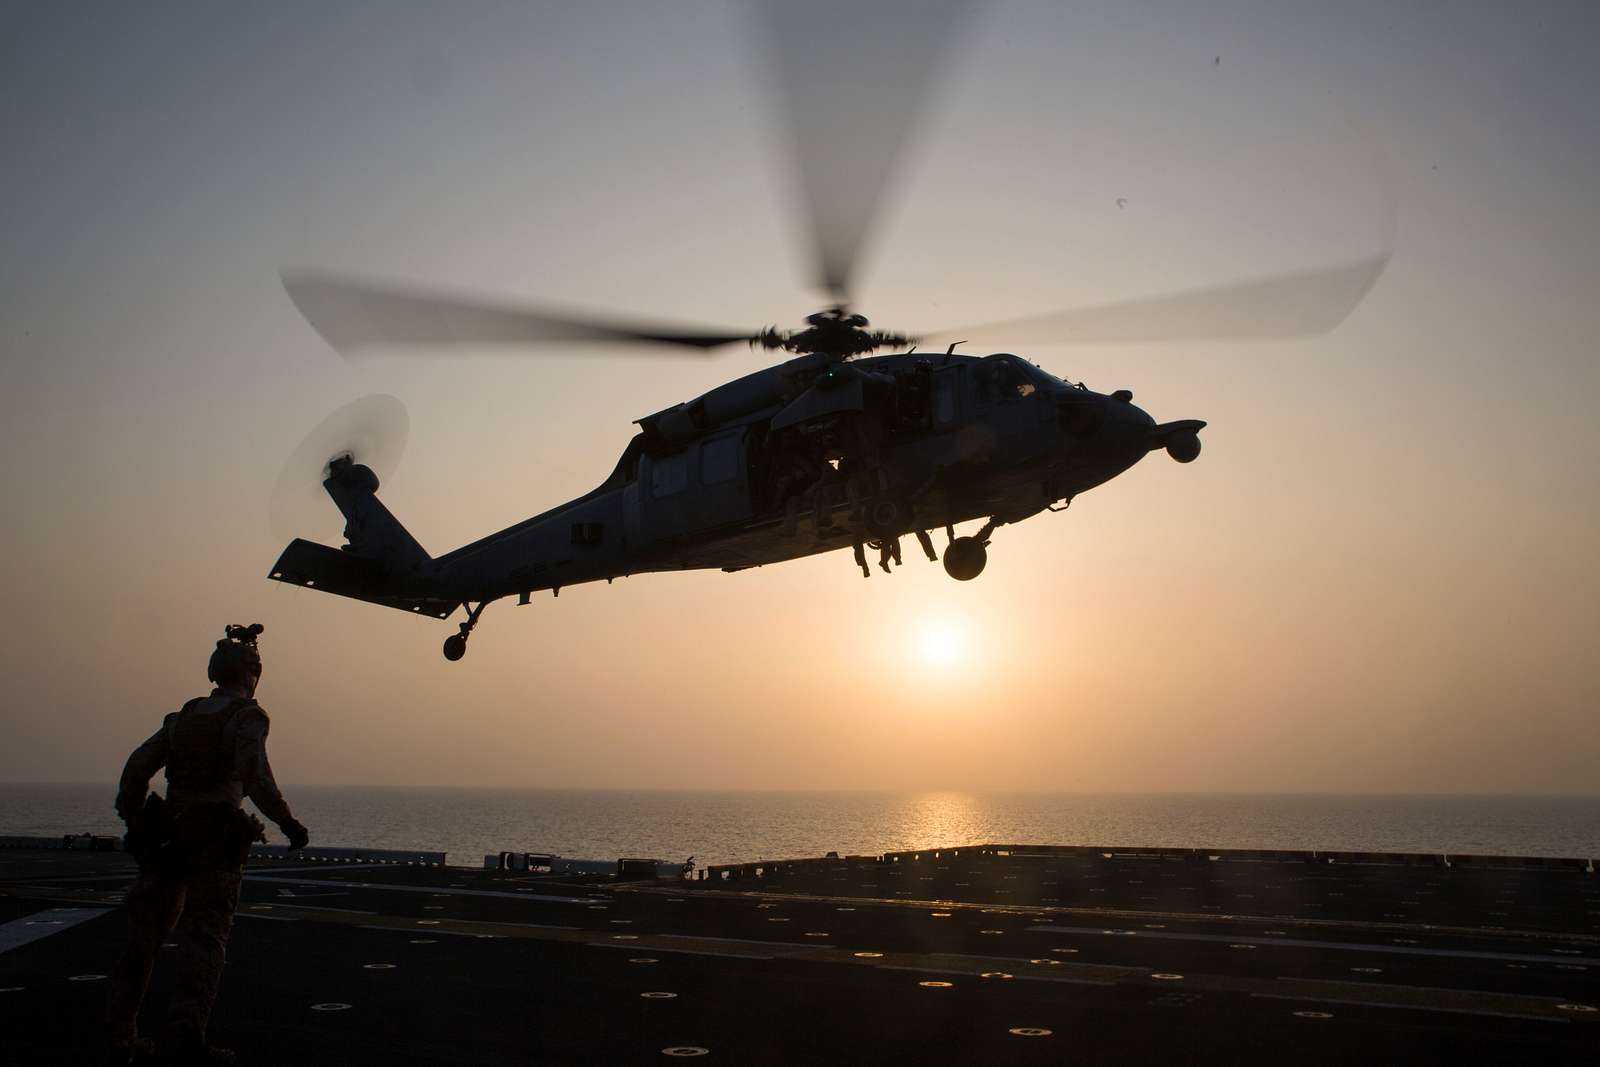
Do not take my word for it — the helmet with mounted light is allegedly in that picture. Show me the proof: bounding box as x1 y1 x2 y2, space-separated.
207 623 264 689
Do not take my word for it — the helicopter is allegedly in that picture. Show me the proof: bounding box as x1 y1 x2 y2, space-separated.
266 3 1389 662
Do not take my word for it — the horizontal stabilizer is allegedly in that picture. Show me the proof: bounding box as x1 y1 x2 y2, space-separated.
268 539 460 620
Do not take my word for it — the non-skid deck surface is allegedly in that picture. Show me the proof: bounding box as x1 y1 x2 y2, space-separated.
1 847 1594 1064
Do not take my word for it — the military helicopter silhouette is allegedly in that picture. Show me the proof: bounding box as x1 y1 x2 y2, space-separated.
268 4 1389 662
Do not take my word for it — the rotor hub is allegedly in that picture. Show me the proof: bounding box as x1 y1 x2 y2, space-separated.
755 308 913 361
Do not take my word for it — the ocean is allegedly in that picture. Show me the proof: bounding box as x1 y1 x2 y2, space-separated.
4 785 1597 867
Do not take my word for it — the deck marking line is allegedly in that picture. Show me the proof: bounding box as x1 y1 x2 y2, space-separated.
1025 925 1600 966
242 875 592 905
1248 991 1568 1024
0 908 110 955
251 902 378 916
648 886 1597 945
1012 974 1116 987
611 946 775 960
873 963 1113 987
932 952 1135 973
669 934 829 951
1274 976 1575 1003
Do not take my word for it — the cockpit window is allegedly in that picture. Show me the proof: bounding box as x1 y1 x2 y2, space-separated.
1016 360 1068 390
976 355 1041 403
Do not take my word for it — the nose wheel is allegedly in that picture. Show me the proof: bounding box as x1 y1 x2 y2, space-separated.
443 601 488 662
943 537 987 580
941 518 1001 581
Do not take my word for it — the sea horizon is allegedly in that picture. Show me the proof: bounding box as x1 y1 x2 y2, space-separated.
5 784 1597 868
9 781 1600 797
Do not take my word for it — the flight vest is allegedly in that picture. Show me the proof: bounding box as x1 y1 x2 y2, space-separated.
163 697 254 790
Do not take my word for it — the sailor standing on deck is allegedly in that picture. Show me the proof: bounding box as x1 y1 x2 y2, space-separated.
106 624 310 1066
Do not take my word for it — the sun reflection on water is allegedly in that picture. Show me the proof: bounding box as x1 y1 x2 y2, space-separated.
894 791 988 851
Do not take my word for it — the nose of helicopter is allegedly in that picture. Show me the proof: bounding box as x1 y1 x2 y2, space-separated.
1105 390 1157 455
1057 386 1193 476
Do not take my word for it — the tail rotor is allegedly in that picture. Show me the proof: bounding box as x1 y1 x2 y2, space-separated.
269 394 409 544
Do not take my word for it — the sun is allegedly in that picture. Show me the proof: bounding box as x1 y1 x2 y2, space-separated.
916 618 966 669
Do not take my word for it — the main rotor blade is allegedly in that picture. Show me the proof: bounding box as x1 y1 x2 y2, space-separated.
918 256 1391 346
759 0 980 305
282 273 755 356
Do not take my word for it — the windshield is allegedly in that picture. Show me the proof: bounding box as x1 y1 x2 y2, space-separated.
1015 359 1071 389
989 355 1078 390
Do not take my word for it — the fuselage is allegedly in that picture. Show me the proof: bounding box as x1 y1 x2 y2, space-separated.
425 352 1164 603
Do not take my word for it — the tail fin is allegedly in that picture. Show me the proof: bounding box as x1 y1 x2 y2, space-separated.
321 456 429 568
267 458 459 619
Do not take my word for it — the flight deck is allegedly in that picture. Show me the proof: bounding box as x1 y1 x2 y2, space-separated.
1 839 1595 1064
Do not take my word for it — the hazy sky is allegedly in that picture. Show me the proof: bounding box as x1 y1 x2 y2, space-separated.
3 2 1596 792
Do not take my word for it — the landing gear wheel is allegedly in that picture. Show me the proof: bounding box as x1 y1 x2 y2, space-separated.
443 601 489 662
862 496 910 540
943 537 987 581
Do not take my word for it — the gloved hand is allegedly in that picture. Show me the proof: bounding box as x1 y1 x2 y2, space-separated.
283 820 310 852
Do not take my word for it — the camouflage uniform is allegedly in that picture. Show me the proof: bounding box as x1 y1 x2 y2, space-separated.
107 690 302 1052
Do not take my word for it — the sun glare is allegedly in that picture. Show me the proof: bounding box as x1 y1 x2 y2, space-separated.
917 618 965 669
